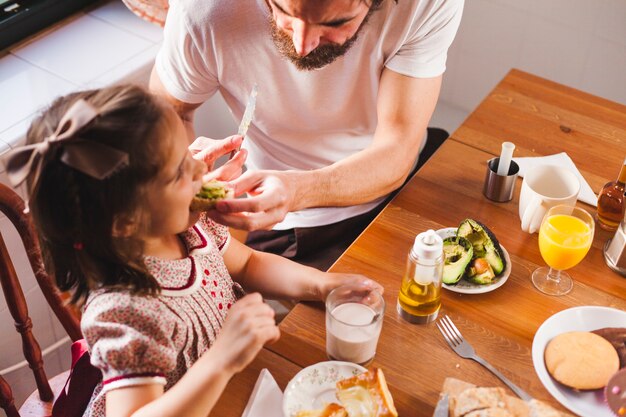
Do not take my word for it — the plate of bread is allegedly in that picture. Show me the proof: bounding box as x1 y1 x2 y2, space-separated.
532 306 626 417
283 362 397 417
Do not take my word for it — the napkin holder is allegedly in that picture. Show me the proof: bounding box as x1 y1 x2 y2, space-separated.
603 221 626 277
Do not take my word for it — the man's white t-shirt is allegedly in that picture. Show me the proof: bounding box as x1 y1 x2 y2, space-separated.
156 0 464 230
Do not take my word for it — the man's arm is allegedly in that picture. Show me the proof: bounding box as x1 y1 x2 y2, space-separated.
149 66 203 144
214 69 442 230
306 68 442 207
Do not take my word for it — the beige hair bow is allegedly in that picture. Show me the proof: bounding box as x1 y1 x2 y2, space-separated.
3 99 129 188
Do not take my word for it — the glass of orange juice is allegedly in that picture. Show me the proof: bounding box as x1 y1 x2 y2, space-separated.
532 205 594 296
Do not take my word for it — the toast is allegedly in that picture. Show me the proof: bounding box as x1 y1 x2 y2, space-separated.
190 180 234 211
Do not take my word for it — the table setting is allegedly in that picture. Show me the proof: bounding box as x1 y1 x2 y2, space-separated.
211 70 626 417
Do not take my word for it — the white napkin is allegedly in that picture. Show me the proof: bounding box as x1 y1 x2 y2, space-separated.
513 152 598 207
241 369 284 417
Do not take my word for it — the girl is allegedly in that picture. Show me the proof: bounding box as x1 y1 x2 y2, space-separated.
4 85 381 417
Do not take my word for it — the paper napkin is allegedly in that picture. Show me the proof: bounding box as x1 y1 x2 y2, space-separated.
241 369 284 417
513 152 598 207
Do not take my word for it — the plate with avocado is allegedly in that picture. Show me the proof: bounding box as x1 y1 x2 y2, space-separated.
437 219 511 294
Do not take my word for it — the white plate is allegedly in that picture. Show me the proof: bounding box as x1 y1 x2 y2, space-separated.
436 227 511 294
532 306 626 417
282 361 367 417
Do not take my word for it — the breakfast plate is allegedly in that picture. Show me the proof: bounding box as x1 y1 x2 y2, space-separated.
436 227 511 294
282 361 366 417
532 306 626 417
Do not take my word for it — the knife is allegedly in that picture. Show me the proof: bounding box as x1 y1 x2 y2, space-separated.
433 393 449 417
229 84 258 159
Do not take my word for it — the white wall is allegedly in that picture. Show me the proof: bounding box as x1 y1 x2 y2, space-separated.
431 0 626 134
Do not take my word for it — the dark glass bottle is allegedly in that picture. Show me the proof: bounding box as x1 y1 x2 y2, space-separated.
597 159 626 231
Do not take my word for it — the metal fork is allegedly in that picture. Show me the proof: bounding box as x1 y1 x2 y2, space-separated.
436 315 533 402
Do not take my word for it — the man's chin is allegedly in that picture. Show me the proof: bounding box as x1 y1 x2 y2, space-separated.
270 21 357 71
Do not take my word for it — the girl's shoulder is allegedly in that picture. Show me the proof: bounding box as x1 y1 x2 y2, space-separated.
82 289 163 322
183 213 230 253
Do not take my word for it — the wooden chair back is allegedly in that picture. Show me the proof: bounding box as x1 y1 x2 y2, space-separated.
0 183 81 417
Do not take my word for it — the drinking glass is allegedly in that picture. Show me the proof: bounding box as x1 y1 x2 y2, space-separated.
532 205 594 296
325 284 384 366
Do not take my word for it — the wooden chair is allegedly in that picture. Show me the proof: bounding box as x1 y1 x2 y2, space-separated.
0 183 82 417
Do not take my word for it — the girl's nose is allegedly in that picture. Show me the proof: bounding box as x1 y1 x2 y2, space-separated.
291 19 321 57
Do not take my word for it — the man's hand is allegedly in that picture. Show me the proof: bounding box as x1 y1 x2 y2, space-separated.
211 170 297 231
189 135 247 180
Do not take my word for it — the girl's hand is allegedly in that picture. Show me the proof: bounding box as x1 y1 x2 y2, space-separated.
317 273 384 301
210 293 280 374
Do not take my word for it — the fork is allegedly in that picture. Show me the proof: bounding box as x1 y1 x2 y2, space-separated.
436 315 533 402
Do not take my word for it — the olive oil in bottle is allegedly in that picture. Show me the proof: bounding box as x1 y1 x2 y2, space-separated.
397 229 443 324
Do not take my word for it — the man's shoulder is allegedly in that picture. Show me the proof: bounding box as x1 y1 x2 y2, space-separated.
172 0 255 28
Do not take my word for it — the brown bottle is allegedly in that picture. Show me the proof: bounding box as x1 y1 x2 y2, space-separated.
597 158 626 231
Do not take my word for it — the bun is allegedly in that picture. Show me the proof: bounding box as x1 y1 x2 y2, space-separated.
544 331 619 390
336 368 398 417
190 180 234 211
295 403 347 417
295 368 397 417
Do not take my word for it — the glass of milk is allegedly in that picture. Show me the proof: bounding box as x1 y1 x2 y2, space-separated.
325 284 385 366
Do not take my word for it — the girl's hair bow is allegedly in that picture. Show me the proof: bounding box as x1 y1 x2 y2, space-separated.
3 99 129 188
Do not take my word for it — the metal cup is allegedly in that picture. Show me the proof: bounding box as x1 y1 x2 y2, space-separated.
483 157 519 202
604 221 626 277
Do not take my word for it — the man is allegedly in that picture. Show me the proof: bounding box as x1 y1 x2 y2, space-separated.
150 0 464 270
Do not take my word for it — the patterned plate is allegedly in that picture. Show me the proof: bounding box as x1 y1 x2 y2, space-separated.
282 361 367 417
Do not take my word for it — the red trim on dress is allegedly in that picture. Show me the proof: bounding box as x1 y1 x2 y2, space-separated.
161 257 196 291
189 225 208 251
103 372 165 385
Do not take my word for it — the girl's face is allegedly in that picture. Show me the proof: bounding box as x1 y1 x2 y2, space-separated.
140 109 205 242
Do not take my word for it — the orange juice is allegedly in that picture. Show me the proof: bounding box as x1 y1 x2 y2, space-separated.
538 214 592 270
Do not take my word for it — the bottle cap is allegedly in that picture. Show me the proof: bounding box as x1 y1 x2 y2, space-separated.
411 229 443 261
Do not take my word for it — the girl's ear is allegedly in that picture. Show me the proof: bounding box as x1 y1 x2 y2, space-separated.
112 214 137 238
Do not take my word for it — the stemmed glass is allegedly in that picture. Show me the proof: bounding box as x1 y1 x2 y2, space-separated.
532 205 594 296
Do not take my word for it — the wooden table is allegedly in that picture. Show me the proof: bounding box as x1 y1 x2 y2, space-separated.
215 69 626 416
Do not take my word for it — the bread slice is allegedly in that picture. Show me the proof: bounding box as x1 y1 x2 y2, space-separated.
527 399 565 417
442 377 574 417
295 403 348 417
452 387 508 417
335 368 398 417
190 180 234 211
465 408 514 417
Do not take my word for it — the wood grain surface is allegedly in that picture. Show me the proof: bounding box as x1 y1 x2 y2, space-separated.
215 69 626 417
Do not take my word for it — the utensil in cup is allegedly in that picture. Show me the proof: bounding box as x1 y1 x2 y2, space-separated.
483 157 519 202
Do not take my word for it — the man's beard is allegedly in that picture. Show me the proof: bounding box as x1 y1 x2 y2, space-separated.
269 10 373 71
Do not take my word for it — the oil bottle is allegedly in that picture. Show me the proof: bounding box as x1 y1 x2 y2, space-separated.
397 229 444 324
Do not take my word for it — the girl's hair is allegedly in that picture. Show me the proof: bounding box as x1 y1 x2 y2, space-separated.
26 85 171 305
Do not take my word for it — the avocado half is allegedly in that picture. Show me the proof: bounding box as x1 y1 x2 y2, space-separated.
442 236 474 284
457 219 505 275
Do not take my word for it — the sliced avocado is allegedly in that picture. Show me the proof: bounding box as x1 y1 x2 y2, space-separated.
457 219 505 275
442 236 473 284
466 257 496 284
196 180 228 201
